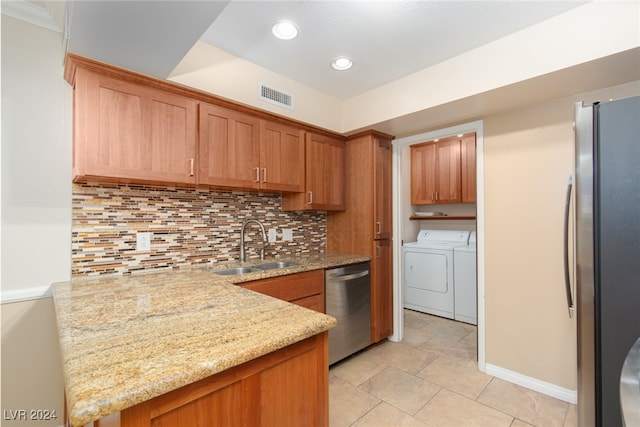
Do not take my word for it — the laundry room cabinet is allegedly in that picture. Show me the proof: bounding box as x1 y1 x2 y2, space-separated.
411 133 476 205
327 130 395 343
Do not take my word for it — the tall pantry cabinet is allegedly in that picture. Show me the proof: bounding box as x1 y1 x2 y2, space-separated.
327 130 394 343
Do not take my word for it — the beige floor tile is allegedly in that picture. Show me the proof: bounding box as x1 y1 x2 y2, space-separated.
404 309 434 329
416 356 492 400
477 378 570 427
415 389 514 427
330 347 388 387
510 419 535 426
352 402 429 427
367 340 439 375
419 331 477 363
330 374 381 427
563 404 577 427
403 324 436 347
359 366 441 416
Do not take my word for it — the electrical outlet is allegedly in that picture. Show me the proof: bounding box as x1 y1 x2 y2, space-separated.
136 232 151 251
282 229 293 241
268 228 278 243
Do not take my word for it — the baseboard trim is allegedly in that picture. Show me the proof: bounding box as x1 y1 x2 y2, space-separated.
485 363 577 404
1 286 52 304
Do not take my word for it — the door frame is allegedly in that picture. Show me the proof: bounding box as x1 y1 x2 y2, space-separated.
390 119 486 372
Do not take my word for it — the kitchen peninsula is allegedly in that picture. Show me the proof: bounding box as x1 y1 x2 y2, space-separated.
53 254 367 427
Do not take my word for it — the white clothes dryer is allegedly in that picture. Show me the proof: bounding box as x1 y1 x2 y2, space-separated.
454 231 477 325
403 229 469 319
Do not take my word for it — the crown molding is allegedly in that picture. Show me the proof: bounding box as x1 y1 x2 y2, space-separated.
2 0 63 33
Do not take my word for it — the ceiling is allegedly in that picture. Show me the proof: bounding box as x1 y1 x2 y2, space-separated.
65 0 587 100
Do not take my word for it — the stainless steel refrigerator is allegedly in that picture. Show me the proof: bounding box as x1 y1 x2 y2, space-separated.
567 95 640 426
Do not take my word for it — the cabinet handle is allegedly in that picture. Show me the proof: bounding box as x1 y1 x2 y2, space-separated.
255 167 260 183
376 245 381 258
262 168 267 183
307 191 313 205
435 191 439 201
189 158 194 176
376 221 381 234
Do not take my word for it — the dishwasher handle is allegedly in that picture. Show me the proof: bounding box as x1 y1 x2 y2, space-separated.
327 270 369 282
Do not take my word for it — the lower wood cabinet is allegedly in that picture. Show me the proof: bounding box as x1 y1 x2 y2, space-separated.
372 239 393 342
240 270 325 313
120 333 329 427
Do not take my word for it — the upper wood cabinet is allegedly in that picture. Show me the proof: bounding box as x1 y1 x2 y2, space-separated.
411 133 476 205
374 136 393 239
199 104 305 192
282 132 346 211
259 120 305 193
460 133 477 203
198 103 260 189
410 142 437 205
65 54 344 203
72 68 197 185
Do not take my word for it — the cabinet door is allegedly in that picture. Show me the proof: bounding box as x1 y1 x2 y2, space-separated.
307 133 346 210
372 239 393 342
434 138 461 204
282 132 346 211
198 103 260 189
259 121 305 192
460 134 477 203
410 142 436 205
74 69 197 184
374 137 392 239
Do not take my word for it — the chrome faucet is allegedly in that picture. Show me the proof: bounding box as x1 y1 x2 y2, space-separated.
240 219 267 263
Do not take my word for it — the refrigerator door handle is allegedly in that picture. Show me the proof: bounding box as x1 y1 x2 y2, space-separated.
564 174 575 318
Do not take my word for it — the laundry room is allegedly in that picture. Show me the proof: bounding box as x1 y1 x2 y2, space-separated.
396 125 479 331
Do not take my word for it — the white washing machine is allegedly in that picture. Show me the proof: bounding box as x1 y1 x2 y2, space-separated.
454 231 477 325
403 229 469 319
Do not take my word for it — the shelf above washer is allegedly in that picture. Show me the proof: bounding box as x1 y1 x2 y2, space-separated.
409 215 476 220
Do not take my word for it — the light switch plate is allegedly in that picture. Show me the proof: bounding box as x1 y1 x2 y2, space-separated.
282 229 293 241
136 232 151 251
268 228 278 243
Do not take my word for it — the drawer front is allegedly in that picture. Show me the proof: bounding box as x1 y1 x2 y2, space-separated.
241 270 324 306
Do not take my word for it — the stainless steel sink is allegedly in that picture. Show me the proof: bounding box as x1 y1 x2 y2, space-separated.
258 261 299 270
213 267 262 276
212 261 299 276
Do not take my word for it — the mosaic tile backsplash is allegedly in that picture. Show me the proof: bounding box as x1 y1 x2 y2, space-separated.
72 183 327 277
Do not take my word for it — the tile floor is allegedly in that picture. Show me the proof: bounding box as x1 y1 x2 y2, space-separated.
329 309 577 427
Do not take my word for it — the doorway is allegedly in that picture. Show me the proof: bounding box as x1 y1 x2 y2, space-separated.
390 120 485 372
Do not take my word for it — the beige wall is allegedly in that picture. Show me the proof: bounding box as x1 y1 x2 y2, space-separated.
483 82 640 390
1 299 64 427
1 14 70 424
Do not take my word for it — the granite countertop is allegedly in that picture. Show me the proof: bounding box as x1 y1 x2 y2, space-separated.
52 253 369 427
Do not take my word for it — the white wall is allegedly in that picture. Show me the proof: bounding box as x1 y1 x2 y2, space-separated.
1 13 71 425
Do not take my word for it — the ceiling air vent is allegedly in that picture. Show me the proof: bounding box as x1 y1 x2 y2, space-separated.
258 83 294 110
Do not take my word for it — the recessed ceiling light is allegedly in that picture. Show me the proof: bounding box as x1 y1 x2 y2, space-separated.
331 57 353 71
272 21 298 40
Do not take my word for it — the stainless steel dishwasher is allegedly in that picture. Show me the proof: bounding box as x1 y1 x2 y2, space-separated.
325 262 371 365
